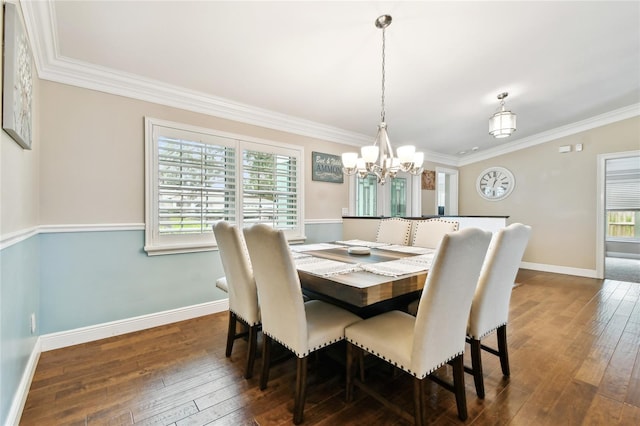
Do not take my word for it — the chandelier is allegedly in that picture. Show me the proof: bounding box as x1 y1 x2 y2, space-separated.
342 15 424 185
489 92 517 138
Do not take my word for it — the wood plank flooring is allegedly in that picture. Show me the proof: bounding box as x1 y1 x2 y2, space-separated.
20 270 640 425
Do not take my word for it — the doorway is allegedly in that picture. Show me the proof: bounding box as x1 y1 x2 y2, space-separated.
596 151 640 282
435 167 458 216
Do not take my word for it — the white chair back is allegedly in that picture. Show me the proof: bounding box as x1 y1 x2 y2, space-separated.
468 223 531 339
411 219 459 249
376 218 412 245
411 227 492 377
213 221 259 326
243 224 309 356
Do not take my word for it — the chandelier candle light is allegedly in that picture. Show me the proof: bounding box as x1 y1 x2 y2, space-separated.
489 92 517 138
342 14 424 185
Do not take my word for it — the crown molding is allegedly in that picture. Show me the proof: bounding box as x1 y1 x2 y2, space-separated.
457 103 640 166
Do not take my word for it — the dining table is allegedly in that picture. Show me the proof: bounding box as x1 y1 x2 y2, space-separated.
292 240 435 317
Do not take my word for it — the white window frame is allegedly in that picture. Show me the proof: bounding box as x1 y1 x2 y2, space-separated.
145 117 305 255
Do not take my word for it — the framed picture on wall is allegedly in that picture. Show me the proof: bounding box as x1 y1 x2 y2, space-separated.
312 151 344 183
2 2 34 150
422 170 435 190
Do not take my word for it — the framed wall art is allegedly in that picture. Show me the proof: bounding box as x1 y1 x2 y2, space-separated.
421 170 435 190
312 151 344 183
3 2 33 150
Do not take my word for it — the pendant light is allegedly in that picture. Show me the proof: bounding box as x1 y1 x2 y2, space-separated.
489 92 517 138
342 15 424 185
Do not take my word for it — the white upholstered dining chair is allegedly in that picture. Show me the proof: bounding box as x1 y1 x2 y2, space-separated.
345 227 492 424
243 224 362 425
411 218 459 249
213 221 260 379
376 217 413 245
466 223 531 398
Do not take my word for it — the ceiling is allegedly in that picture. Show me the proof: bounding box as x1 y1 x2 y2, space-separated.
21 1 640 165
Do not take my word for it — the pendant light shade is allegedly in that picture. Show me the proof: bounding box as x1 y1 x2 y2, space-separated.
489 92 517 138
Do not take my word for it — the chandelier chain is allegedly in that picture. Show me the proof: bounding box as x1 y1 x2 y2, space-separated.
380 26 386 123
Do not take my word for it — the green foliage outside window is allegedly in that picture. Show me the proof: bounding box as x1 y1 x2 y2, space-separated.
607 211 639 238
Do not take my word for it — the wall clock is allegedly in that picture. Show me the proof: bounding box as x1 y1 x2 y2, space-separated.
476 166 515 201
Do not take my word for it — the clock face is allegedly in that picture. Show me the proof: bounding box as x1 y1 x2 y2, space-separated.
476 167 515 201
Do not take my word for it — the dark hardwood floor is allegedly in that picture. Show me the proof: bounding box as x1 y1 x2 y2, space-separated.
20 270 640 425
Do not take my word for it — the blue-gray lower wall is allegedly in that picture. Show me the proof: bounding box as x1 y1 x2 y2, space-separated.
39 230 228 334
38 222 341 334
304 221 343 245
1 235 39 426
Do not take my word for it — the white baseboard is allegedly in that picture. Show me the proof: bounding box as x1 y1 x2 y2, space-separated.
40 299 229 352
5 338 41 426
520 262 598 278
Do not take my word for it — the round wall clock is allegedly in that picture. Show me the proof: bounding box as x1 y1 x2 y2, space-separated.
476 166 515 201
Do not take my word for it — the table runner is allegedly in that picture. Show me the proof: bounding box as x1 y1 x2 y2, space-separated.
295 256 362 276
359 255 434 277
334 239 391 248
290 243 347 252
377 245 435 255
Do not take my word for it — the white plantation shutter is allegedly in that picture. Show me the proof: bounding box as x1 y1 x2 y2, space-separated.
242 148 299 231
145 118 304 255
157 137 236 234
606 156 640 211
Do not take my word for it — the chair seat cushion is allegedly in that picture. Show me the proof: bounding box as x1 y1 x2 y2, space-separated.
215 276 228 292
305 300 362 354
345 310 415 373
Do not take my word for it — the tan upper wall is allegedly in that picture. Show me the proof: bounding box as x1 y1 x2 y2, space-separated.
38 81 351 225
459 116 640 271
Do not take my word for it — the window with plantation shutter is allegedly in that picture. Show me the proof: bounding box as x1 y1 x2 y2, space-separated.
145 118 305 255
157 137 236 235
605 156 640 241
242 146 299 231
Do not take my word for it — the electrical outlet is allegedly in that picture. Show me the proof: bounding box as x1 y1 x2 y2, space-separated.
30 313 36 334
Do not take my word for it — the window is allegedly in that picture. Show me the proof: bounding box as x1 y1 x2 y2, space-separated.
390 177 407 217
606 156 640 241
607 211 639 239
145 118 304 255
356 175 377 216
349 171 421 217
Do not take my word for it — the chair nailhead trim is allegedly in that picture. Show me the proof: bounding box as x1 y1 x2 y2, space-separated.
468 321 507 340
346 337 463 379
230 309 260 327
265 332 343 358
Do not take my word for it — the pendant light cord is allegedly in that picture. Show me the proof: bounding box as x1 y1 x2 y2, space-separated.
381 26 386 124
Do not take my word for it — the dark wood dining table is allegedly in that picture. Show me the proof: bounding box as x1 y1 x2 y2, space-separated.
295 244 429 317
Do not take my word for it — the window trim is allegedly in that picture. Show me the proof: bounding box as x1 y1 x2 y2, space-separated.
145 117 305 255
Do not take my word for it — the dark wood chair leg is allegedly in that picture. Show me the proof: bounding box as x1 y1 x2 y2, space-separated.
470 338 485 399
413 377 425 426
451 354 468 421
225 311 237 357
293 356 308 425
497 324 510 377
346 343 355 402
260 335 272 390
244 324 258 379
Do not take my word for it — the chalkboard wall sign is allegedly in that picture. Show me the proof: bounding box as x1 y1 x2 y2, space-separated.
312 151 344 183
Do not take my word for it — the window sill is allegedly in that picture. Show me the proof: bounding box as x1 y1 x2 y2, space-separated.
606 237 640 243
144 243 217 256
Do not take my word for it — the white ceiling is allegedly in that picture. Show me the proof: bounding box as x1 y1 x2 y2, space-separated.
21 1 640 165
